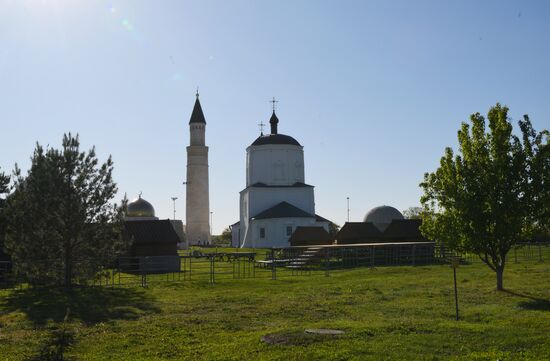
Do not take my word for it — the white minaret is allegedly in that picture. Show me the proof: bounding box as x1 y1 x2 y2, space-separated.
186 92 211 245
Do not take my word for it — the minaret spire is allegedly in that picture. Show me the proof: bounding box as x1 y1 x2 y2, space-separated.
186 91 211 245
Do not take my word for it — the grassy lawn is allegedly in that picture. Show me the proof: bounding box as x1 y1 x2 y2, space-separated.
0 259 549 360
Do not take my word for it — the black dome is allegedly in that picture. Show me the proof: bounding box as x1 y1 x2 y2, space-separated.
251 133 301 146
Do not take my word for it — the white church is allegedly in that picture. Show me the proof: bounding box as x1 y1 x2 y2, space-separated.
231 109 331 248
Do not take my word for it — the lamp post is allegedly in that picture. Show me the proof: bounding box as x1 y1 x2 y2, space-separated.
171 197 178 220
182 181 189 223
210 211 213 235
346 197 350 222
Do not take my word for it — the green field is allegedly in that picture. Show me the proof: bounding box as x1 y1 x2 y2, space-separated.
1 258 549 360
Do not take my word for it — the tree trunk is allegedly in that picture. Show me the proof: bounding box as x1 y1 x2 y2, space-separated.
64 245 72 288
496 267 504 291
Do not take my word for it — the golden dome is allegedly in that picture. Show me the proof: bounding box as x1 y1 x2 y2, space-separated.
127 194 156 218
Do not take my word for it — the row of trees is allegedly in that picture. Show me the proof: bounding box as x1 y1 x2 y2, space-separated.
0 134 129 287
420 104 548 290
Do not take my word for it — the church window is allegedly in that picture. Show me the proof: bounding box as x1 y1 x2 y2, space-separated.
260 227 266 239
286 226 293 236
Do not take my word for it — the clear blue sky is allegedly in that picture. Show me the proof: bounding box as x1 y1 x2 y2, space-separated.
1 0 549 234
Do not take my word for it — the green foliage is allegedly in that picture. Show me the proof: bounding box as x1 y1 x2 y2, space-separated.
0 167 10 257
518 117 550 236
3 134 129 287
26 308 75 361
328 222 340 237
402 206 423 219
215 227 232 245
420 103 549 290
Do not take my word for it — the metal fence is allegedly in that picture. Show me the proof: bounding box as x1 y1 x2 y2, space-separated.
0 242 548 289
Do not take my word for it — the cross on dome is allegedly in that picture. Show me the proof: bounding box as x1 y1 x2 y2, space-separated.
270 97 278 112
258 121 266 135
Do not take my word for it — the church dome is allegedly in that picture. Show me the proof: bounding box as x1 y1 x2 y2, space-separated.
363 205 404 231
127 195 156 218
251 133 301 146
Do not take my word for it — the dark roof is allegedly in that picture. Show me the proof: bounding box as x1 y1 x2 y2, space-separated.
252 201 314 220
289 227 333 246
249 182 313 188
251 133 301 146
383 219 424 239
336 222 383 241
315 214 331 223
124 220 181 244
189 97 206 124
336 219 426 243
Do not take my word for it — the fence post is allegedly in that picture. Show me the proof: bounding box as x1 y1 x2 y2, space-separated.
539 243 543 262
325 248 330 277
412 245 416 266
271 248 276 280
210 255 215 284
514 247 518 263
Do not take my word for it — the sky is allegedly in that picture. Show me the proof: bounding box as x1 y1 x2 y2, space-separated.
1 0 549 234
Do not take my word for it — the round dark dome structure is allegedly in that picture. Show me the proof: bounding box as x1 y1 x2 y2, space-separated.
363 205 404 231
250 133 301 147
127 194 156 218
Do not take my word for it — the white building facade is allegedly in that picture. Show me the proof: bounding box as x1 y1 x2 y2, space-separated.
231 111 329 248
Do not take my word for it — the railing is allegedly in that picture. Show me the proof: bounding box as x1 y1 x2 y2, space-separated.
0 242 548 289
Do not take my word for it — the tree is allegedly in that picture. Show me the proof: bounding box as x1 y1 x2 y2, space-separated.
403 207 423 220
4 134 129 287
420 104 548 290
519 118 550 236
0 168 10 259
328 222 340 237
219 227 232 244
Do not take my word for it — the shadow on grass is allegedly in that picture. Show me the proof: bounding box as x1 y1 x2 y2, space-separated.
503 289 550 312
1 286 160 326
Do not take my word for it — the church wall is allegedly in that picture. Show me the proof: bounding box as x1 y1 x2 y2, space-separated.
231 224 240 247
246 144 305 186
238 185 316 248
247 217 318 248
247 187 315 218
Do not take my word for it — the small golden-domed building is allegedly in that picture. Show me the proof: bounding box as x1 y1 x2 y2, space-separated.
123 194 183 272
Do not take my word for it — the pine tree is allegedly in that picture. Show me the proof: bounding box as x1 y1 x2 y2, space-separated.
0 168 10 259
4 134 130 287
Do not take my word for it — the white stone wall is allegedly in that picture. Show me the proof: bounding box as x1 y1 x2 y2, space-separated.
244 217 316 248
190 123 205 146
231 224 240 247
246 144 305 186
238 186 315 247
247 186 315 217
186 126 210 245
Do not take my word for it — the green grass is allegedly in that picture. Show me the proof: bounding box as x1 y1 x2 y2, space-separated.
1 259 549 360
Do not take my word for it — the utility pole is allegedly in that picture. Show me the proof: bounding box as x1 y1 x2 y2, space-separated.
171 197 178 220
210 211 213 235
346 197 350 222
